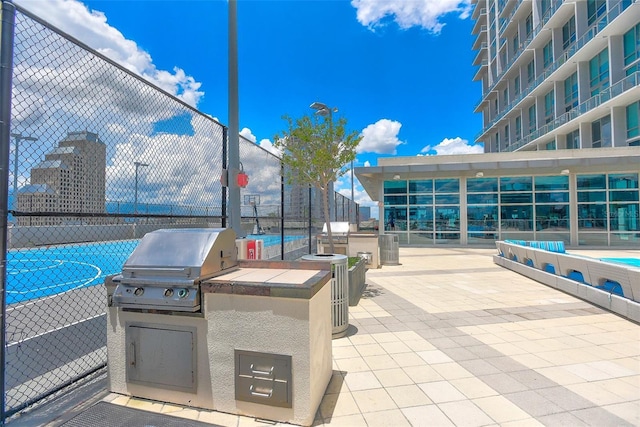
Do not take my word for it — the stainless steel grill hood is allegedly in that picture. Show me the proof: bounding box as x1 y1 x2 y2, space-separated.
111 228 237 312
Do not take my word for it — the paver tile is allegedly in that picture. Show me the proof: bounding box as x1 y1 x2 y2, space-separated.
362 409 411 427
418 380 467 403
473 395 531 424
438 400 495 427
344 371 382 391
401 404 455 426
351 388 397 413
373 368 413 388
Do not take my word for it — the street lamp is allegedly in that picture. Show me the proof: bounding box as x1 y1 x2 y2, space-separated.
10 133 37 207
310 102 355 223
134 161 149 215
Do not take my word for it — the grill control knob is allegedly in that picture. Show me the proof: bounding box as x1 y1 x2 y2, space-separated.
134 287 144 296
164 289 174 298
178 288 189 299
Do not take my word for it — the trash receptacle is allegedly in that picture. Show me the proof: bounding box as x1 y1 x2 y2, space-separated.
302 254 348 338
379 234 400 265
357 251 372 266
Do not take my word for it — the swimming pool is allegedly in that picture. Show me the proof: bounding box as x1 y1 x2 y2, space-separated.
601 258 640 268
245 234 306 247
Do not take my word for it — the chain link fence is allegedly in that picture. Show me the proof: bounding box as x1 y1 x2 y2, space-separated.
0 2 358 421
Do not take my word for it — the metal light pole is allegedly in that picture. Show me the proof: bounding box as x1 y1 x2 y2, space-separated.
311 102 349 222
228 0 242 237
134 161 148 215
10 133 37 207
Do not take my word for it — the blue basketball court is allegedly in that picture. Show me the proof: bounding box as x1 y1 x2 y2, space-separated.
6 240 140 305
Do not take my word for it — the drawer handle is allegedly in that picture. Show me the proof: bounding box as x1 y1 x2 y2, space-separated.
250 385 272 398
130 342 136 366
250 364 274 377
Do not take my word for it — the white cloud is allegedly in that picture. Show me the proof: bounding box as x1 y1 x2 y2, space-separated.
258 139 282 157
351 0 472 33
240 128 257 143
420 137 484 155
358 119 403 154
364 160 371 167
9 2 283 211
16 0 204 107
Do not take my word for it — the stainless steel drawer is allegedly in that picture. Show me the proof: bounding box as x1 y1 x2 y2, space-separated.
235 350 292 408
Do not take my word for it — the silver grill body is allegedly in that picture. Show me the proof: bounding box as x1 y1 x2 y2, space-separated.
111 228 237 312
319 221 350 245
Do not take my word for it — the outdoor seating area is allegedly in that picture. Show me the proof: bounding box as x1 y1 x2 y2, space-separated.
8 247 640 427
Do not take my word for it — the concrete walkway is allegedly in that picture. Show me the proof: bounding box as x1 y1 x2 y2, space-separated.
9 248 640 426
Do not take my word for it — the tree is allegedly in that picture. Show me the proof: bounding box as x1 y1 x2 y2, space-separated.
274 113 361 253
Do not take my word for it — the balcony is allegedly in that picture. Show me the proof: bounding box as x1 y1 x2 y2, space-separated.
473 43 488 66
506 71 640 151
475 1 637 141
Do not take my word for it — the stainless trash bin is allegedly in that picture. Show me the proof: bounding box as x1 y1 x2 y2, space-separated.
379 234 400 265
302 254 349 338
357 251 372 266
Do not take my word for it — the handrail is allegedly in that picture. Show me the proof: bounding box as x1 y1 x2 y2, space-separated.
498 0 523 34
474 0 633 112
505 71 639 151
475 0 636 140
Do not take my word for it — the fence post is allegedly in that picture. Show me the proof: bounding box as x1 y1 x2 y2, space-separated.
308 185 312 255
280 162 284 259
221 126 227 228
0 1 16 422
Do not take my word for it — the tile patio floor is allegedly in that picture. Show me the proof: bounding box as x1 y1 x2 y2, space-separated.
10 247 640 426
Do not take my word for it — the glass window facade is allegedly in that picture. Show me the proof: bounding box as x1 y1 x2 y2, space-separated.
592 115 612 148
525 13 533 38
564 72 578 112
544 90 554 124
627 101 639 144
562 16 576 50
578 173 639 245
624 23 640 77
590 48 609 96
566 129 580 149
383 179 460 244
587 0 606 25
543 40 553 69
528 104 536 133
383 173 639 247
527 60 535 84
467 178 498 244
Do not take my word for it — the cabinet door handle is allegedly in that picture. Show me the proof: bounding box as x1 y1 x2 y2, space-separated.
130 342 136 366
250 364 274 377
249 385 272 398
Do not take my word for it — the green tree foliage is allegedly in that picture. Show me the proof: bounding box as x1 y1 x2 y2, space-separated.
274 113 361 253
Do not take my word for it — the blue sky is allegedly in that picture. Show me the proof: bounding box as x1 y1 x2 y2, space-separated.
16 0 483 212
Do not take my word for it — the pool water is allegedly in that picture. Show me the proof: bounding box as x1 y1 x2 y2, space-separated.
245 234 305 247
600 258 640 268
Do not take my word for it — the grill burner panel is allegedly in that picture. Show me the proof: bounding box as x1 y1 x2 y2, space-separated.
112 284 200 311
111 228 237 313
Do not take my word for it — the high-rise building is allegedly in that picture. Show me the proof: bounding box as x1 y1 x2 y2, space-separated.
473 0 639 152
17 131 106 226
356 0 640 247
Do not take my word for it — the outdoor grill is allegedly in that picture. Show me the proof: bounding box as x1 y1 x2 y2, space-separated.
105 226 334 425
317 221 350 255
110 228 237 313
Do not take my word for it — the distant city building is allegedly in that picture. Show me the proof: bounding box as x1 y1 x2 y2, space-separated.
17 131 106 226
359 206 371 221
357 1 640 247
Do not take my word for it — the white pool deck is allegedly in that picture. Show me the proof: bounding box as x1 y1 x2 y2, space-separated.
8 247 640 427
